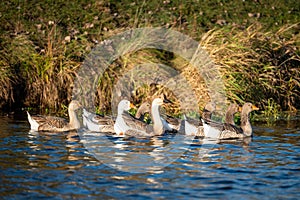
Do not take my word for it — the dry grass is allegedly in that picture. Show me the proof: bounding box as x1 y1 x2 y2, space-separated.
8 24 83 113
0 59 14 108
65 23 300 117
200 23 300 112
91 23 300 117
1 0 300 120
0 17 299 118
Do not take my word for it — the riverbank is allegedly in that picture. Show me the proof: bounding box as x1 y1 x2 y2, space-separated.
0 0 299 117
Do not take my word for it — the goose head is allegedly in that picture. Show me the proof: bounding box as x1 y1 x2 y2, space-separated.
240 102 259 114
118 100 135 113
69 100 82 111
202 102 216 119
138 102 151 114
152 98 164 106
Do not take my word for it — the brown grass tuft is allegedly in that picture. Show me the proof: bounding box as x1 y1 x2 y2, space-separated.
200 23 300 112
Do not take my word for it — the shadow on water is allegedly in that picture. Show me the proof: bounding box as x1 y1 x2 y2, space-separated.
0 113 299 199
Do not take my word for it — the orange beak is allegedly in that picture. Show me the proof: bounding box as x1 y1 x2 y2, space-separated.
252 105 259 111
238 106 242 112
130 103 136 109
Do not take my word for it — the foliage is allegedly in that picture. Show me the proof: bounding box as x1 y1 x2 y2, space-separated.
201 23 300 112
0 0 299 118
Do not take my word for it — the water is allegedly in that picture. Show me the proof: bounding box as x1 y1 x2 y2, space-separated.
1 114 299 199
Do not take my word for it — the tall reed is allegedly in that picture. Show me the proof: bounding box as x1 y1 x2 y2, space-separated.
200 23 300 112
0 58 14 109
8 23 85 113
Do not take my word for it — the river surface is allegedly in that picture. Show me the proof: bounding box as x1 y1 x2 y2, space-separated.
0 114 299 199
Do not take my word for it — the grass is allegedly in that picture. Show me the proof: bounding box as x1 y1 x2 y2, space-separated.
7 25 82 112
0 0 299 120
201 23 300 112
0 59 14 109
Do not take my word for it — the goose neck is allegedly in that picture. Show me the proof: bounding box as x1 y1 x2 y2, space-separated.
68 108 80 129
151 104 164 134
240 111 252 136
225 112 235 125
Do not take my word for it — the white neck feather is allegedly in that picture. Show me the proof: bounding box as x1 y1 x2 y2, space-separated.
152 103 164 135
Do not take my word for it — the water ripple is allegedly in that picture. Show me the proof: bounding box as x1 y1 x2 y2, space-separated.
0 116 299 199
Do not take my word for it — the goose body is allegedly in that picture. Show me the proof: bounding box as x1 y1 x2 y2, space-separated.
184 102 216 136
202 102 259 139
82 109 115 133
161 114 181 133
83 102 150 133
184 116 204 136
118 98 166 137
27 100 81 132
114 100 135 135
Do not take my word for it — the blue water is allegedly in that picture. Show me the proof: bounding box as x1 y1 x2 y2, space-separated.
0 115 299 199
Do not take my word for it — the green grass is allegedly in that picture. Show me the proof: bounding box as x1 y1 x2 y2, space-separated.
202 24 300 111
0 0 299 119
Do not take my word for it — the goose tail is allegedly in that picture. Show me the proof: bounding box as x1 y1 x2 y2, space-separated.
27 111 39 131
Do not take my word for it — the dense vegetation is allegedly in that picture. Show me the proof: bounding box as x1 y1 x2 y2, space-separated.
0 0 299 118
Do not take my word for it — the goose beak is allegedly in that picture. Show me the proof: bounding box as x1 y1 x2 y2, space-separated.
130 103 136 109
238 106 242 112
252 105 259 111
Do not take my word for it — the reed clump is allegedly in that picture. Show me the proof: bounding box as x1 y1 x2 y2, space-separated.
0 59 14 109
5 24 88 113
94 23 300 116
0 0 299 118
200 23 300 113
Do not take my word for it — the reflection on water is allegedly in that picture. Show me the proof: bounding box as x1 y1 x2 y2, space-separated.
79 131 198 173
0 114 299 199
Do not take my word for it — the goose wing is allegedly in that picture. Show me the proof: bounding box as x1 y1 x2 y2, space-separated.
83 109 115 124
83 109 115 125
202 118 224 132
164 115 180 126
122 112 153 134
185 116 203 126
93 115 115 125
33 115 68 131
84 115 115 133
203 118 244 139
223 123 243 133
161 114 181 132
203 119 242 132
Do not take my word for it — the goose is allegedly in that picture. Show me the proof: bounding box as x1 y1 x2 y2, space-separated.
116 97 168 137
184 102 216 136
202 102 259 139
27 100 81 132
83 102 150 133
148 94 179 132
